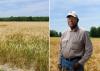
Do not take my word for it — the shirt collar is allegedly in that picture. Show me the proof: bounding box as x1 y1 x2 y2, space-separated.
69 26 79 32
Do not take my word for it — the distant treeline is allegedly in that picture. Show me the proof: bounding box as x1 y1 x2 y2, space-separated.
50 30 62 37
0 16 49 21
90 26 100 37
50 26 100 37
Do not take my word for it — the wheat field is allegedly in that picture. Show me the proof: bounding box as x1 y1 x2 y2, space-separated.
50 37 100 71
0 22 49 71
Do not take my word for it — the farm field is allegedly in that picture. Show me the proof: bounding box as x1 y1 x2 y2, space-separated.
0 22 49 71
50 37 100 71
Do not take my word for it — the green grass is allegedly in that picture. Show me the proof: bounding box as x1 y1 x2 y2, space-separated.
0 69 4 71
0 32 49 71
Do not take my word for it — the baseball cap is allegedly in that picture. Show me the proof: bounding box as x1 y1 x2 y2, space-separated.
67 11 78 18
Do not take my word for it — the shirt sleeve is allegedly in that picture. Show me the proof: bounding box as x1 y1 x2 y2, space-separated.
78 31 93 65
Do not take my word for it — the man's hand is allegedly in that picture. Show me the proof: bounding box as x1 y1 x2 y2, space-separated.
73 62 81 71
58 64 62 71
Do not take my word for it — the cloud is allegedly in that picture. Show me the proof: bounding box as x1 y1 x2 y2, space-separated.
0 0 49 17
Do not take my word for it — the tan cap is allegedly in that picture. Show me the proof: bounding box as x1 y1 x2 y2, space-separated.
67 11 78 18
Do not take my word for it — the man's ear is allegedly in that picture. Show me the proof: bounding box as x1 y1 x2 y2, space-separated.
77 18 79 23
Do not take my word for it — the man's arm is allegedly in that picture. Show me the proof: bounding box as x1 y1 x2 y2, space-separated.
78 31 93 65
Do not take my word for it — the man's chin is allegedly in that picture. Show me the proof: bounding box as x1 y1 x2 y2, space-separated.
70 26 74 28
70 26 76 29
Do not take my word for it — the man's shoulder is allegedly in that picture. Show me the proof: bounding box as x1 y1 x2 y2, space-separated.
62 29 69 36
61 30 68 39
79 28 89 35
79 27 87 32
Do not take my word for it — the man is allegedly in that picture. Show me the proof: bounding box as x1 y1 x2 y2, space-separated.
58 11 93 71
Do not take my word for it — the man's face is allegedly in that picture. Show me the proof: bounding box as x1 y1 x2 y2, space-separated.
67 16 77 29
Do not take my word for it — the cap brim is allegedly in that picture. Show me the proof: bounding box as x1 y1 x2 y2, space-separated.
66 15 76 18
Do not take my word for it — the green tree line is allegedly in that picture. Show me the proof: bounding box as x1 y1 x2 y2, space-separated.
90 26 100 37
0 16 49 21
50 30 62 37
50 26 100 37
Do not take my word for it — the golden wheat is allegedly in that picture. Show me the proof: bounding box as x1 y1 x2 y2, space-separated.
0 22 49 71
50 37 100 71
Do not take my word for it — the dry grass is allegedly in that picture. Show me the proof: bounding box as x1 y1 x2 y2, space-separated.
0 22 48 36
50 37 100 71
0 22 49 71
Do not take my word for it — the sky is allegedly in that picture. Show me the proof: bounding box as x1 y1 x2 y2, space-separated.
0 0 49 17
50 0 100 33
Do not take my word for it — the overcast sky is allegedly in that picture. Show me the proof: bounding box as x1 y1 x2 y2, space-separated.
0 0 49 17
50 0 100 32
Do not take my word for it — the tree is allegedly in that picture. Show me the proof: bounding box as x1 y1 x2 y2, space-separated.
90 27 97 37
50 30 59 37
0 16 49 21
97 27 100 37
59 32 62 37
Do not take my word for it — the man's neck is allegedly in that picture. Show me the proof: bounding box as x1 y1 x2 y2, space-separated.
70 26 79 32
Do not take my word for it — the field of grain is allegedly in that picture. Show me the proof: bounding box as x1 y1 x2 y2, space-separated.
0 22 49 71
50 37 100 71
